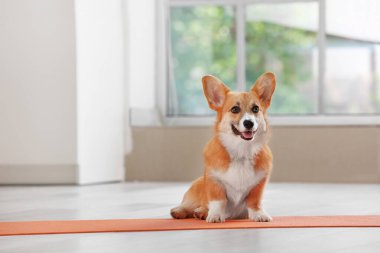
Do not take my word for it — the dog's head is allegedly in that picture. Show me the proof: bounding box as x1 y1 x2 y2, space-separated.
202 72 276 144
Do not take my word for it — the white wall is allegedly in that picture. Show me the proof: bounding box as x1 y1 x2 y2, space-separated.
127 0 156 109
0 0 126 184
75 0 125 184
0 0 77 165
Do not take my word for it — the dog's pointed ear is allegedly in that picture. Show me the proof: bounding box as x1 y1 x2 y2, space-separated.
251 72 276 108
202 75 230 110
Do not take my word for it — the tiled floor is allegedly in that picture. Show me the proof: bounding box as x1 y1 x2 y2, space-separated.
1 182 380 253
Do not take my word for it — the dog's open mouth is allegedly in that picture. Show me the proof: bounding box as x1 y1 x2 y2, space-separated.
231 125 255 141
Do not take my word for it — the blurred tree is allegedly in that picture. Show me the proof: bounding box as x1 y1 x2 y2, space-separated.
246 21 317 114
170 6 317 115
170 6 236 115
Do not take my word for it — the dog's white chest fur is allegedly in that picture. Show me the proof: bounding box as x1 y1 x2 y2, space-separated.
211 158 265 218
210 133 267 218
216 159 260 203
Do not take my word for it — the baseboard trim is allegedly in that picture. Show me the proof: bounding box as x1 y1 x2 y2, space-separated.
0 164 78 185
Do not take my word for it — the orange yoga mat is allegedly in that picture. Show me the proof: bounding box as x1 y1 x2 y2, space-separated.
1 216 380 236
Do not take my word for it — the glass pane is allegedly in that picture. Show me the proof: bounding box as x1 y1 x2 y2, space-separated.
169 6 236 116
325 0 380 114
246 2 319 114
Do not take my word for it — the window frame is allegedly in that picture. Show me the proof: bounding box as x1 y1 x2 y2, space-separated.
154 0 380 126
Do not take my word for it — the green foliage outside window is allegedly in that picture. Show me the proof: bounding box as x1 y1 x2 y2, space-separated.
169 6 317 115
246 21 317 114
170 6 236 116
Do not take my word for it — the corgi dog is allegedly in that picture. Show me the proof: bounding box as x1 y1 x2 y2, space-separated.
170 72 276 223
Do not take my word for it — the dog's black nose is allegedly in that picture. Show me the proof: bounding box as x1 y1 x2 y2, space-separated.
243 120 254 129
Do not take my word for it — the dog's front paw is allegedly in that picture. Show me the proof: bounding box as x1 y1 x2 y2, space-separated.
206 213 226 223
206 200 227 223
248 208 272 222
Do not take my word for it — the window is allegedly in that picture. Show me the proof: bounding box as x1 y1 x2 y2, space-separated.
245 2 318 114
324 0 380 114
160 0 380 124
169 6 236 116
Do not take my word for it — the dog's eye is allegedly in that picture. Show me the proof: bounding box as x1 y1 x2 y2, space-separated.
252 105 259 113
231 106 240 114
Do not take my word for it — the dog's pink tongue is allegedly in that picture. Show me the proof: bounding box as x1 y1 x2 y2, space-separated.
242 131 253 139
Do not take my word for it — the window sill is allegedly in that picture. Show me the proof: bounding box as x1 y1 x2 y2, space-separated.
130 108 380 127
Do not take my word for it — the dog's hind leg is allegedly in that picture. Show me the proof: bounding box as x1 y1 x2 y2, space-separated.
170 177 206 219
193 206 208 220
170 205 193 219
170 194 198 219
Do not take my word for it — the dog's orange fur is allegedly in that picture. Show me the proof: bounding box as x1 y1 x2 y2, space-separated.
246 145 272 210
171 72 276 222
